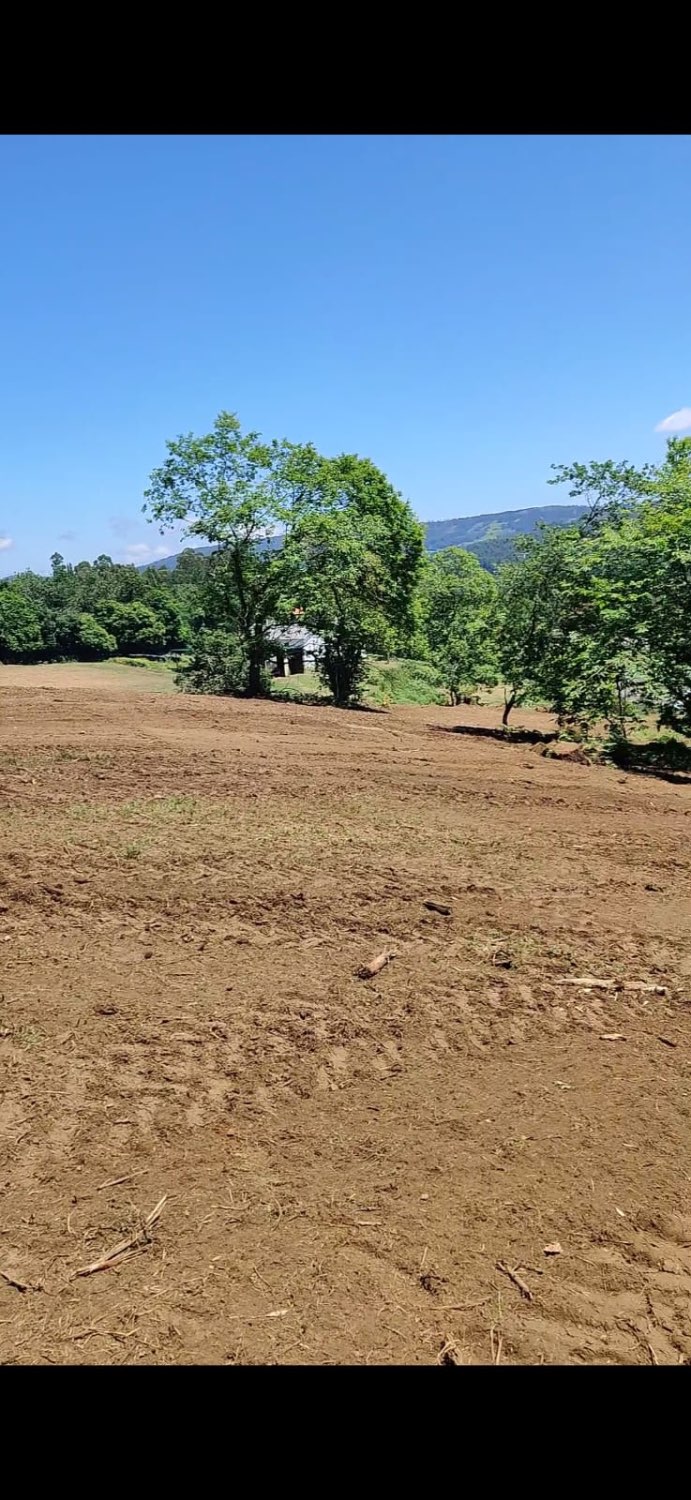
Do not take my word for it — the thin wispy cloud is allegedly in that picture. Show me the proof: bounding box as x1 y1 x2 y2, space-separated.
655 407 691 434
0 536 14 552
109 514 140 540
57 530 77 542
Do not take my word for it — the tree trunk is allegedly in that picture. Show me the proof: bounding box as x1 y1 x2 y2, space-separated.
246 630 266 698
502 690 516 727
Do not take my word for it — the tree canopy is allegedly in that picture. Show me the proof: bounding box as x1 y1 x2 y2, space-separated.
145 413 424 703
418 548 497 705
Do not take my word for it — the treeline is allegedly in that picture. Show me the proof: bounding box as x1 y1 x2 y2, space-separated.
424 438 691 740
2 412 690 742
0 550 199 663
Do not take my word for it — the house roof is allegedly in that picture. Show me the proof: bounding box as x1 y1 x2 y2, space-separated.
266 625 323 653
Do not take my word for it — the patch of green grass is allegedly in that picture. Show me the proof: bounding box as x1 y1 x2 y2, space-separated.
110 656 177 672
270 657 448 707
270 671 329 703
10 1023 45 1050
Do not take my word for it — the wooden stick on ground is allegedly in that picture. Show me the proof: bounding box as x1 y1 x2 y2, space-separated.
357 951 393 980
0 1268 38 1293
496 1261 534 1301
97 1167 149 1192
70 1195 166 1280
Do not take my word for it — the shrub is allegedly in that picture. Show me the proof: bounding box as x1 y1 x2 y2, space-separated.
175 629 271 697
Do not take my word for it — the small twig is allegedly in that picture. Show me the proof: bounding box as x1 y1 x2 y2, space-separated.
490 1325 504 1365
97 1167 150 1192
496 1261 533 1301
70 1195 166 1280
557 977 666 994
437 1336 463 1365
0 1268 40 1294
438 1296 491 1311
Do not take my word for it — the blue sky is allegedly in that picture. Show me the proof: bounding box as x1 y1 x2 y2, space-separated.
1 134 690 575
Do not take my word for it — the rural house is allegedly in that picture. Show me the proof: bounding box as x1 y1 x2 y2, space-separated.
266 624 323 677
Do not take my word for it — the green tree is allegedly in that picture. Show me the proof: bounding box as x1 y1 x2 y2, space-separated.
55 610 117 660
418 547 497 705
500 474 662 738
618 437 691 735
548 457 656 530
495 530 576 724
0 588 43 662
144 412 327 696
285 456 424 706
96 601 167 655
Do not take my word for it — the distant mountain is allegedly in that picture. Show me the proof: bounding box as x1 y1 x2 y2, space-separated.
146 504 588 575
423 505 587 551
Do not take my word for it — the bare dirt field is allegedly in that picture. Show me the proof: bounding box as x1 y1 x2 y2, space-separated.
1 665 690 1364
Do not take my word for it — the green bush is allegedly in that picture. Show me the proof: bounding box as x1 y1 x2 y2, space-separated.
52 610 116 660
363 657 447 707
175 629 271 697
608 733 691 774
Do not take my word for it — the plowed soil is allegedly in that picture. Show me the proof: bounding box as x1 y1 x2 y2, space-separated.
1 667 690 1365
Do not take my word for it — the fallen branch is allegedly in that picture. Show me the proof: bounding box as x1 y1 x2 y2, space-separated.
559 977 615 989
496 1261 533 1301
357 951 393 980
70 1195 166 1280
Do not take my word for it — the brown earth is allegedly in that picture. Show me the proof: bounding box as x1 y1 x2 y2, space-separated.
1 668 690 1365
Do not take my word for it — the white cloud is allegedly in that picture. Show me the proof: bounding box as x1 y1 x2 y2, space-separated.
123 542 171 561
0 536 13 552
655 407 691 434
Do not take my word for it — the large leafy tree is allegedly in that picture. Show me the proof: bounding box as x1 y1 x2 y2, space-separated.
494 529 576 725
521 437 691 737
285 455 424 706
616 437 691 734
417 547 497 705
144 412 327 696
